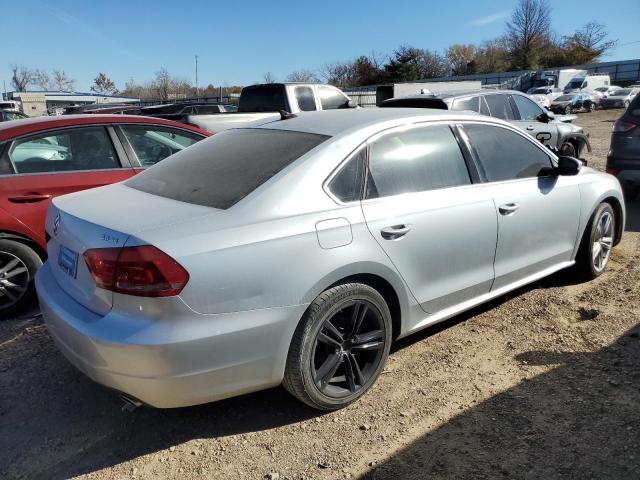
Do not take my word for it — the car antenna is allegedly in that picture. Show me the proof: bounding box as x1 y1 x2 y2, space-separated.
279 110 298 120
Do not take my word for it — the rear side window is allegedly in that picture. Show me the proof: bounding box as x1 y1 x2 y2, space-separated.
463 124 553 181
452 97 479 112
483 94 516 120
294 86 317 112
512 95 544 121
127 129 329 209
9 126 119 174
318 86 350 110
238 85 287 112
327 148 365 203
366 125 471 199
120 125 203 167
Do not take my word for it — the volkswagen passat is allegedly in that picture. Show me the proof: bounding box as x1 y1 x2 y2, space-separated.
36 109 625 411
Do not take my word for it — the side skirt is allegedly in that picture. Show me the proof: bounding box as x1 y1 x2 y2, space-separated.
398 260 575 339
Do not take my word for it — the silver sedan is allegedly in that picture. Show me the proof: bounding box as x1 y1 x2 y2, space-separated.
36 109 625 411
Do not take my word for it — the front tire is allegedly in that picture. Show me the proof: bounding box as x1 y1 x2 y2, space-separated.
565 105 572 115
0 239 42 319
283 283 392 410
574 203 615 280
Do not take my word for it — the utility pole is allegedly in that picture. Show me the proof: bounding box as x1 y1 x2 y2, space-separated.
195 55 199 99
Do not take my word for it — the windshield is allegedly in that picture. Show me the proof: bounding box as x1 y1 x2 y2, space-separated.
555 95 576 102
126 128 330 209
567 79 584 89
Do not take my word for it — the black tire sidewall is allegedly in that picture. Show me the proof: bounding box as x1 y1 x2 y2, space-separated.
0 239 42 319
286 283 392 410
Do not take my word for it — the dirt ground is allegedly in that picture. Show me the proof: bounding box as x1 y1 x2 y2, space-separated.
1 109 639 480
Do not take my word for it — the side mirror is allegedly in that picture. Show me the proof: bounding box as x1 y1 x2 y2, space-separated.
346 99 357 108
536 111 552 123
557 156 582 176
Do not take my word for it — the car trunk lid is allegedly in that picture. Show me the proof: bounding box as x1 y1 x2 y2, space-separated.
46 183 218 315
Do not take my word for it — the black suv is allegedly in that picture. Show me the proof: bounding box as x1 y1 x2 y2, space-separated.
607 95 640 200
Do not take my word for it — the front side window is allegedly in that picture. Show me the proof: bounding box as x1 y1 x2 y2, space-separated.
512 94 544 121
327 148 365 203
483 94 516 120
463 124 553 182
127 128 330 209
318 86 350 110
452 96 480 113
294 86 317 112
120 125 203 166
9 126 119 174
366 125 471 199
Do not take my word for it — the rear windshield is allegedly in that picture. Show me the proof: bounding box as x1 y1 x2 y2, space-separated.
126 128 330 209
379 98 448 109
238 85 287 112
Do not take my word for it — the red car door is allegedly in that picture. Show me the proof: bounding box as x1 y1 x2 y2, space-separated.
0 125 135 247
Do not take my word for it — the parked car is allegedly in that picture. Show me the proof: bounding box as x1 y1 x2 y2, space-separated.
136 103 238 126
1 111 29 122
0 115 210 316
36 109 624 411
188 83 357 133
607 94 640 200
600 88 639 109
549 93 596 114
594 86 621 97
379 90 591 158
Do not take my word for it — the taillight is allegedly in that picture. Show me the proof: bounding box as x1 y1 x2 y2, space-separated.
84 245 189 297
606 166 618 175
613 119 637 133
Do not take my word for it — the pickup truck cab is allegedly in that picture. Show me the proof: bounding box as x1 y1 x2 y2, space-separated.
188 83 356 132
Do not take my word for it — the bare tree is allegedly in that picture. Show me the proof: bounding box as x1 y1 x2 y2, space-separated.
319 61 355 87
51 70 75 91
153 68 172 100
286 69 320 83
505 0 552 69
32 69 50 90
10 65 33 91
262 72 277 84
563 22 617 59
91 72 118 94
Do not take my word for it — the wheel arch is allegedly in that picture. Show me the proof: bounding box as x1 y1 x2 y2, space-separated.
0 230 46 260
301 263 411 341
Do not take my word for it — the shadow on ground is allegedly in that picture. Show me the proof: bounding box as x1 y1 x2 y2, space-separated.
626 197 640 233
362 323 640 479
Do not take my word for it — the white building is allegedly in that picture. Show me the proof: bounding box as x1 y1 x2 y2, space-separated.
4 91 140 116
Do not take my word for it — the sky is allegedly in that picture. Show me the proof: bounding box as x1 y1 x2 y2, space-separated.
1 0 639 93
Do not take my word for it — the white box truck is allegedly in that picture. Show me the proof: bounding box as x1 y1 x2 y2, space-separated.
564 73 611 94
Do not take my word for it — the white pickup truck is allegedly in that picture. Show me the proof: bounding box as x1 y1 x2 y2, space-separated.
187 83 357 132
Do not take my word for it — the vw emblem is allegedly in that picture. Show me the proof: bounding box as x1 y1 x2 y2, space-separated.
53 213 61 236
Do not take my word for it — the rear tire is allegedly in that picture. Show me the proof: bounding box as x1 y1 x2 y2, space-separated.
283 283 392 411
589 102 596 112
0 239 42 319
559 141 577 158
573 203 615 281
565 105 572 115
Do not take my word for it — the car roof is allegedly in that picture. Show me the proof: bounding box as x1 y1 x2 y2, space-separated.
0 114 211 141
252 108 492 137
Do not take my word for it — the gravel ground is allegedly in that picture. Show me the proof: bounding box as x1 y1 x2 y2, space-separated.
1 108 638 480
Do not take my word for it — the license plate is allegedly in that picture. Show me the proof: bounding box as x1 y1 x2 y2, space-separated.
58 245 79 278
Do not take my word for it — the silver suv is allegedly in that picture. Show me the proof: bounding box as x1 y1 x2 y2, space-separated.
380 90 591 158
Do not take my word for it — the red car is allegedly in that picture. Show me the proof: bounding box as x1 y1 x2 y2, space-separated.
0 114 210 316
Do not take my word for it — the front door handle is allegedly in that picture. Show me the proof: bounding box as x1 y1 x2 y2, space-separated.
8 193 52 203
499 203 520 215
380 224 412 240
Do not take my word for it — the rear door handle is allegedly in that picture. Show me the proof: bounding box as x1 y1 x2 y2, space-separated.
499 203 520 215
380 224 412 240
8 194 52 203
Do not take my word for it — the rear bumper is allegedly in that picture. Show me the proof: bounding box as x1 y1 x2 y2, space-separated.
36 262 308 408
